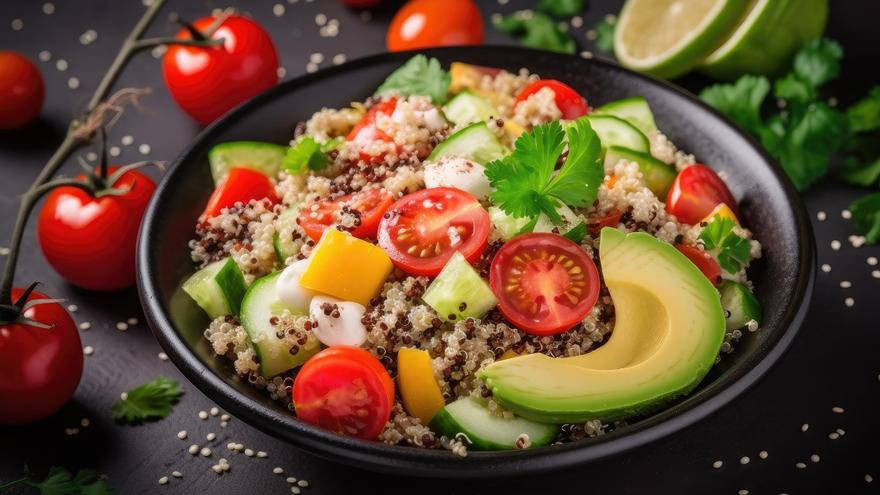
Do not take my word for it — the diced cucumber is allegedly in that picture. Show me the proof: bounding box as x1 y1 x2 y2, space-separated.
427 122 509 165
272 207 301 264
604 145 676 198
423 252 497 321
429 396 559 450
720 281 762 332
241 272 320 378
182 257 248 319
582 115 650 154
489 207 531 241
443 90 499 126
208 141 287 185
532 203 585 236
594 96 658 135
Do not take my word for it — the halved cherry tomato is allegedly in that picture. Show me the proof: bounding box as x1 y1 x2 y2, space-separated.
297 188 394 242
489 233 600 336
202 167 277 220
515 80 588 120
588 210 623 236
292 346 394 440
377 187 489 276
675 244 723 287
666 164 738 225
386 0 483 52
347 98 398 164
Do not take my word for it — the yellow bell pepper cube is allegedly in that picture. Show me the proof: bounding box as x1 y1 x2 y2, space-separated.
397 348 445 425
498 349 521 361
700 203 740 227
503 120 526 141
299 229 392 306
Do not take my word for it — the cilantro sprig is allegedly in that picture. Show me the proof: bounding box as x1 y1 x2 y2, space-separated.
493 10 576 55
698 217 752 274
375 55 450 104
485 119 603 224
850 193 880 244
0 466 114 495
111 377 182 424
282 136 340 174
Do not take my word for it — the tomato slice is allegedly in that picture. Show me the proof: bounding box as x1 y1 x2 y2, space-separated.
347 98 398 163
515 80 588 120
377 187 490 277
665 164 739 225
588 210 623 236
297 188 394 242
201 167 277 219
489 233 600 336
292 347 394 440
675 244 723 287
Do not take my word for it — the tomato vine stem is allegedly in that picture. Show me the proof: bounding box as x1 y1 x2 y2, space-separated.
0 0 224 306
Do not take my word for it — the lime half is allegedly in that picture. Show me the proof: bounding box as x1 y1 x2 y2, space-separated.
700 0 828 80
613 0 749 79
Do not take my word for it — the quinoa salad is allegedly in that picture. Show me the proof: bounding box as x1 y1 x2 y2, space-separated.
182 55 763 455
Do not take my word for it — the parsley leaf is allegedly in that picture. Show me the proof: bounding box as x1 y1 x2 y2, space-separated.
562 221 588 243
846 86 880 133
791 38 843 90
111 377 182 424
486 119 603 223
494 11 576 54
698 217 751 274
699 75 770 136
282 136 331 173
839 156 880 187
21 466 114 495
536 0 584 18
375 55 450 104
850 192 880 244
592 16 617 53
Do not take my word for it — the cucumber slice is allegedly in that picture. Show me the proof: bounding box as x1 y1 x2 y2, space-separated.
595 96 658 135
241 272 320 378
427 122 509 165
604 145 677 198
532 203 585 236
272 207 301 264
489 207 531 241
182 257 248 319
720 280 762 332
423 252 497 321
583 115 650 153
429 396 559 450
208 141 287 185
443 90 499 126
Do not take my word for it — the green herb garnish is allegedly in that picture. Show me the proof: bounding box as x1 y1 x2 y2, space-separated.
283 136 331 173
562 221 588 243
111 377 182 424
2 466 115 495
486 119 602 224
698 217 751 274
536 0 584 18
494 10 576 55
592 16 617 53
375 55 450 104
850 192 880 243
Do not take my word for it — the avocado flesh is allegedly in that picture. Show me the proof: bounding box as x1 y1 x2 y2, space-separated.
479 228 725 424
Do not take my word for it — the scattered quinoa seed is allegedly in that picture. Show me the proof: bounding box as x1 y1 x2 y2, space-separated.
839 281 852 288
712 460 722 469
816 211 826 221
116 322 128 331
832 406 844 413
866 474 873 483
139 144 152 155
297 480 309 487
221 414 230 421
83 346 94 356
79 322 92 330
158 352 169 361
245 449 254 457
820 264 831 273
172 471 182 478
201 447 212 457
188 445 199 455
829 432 840 440
291 488 301 494
740 456 750 465
273 467 284 474
796 462 806 469
759 450 768 460
286 477 297 483
210 407 220 416
120 392 128 400
127 317 139 325
67 304 78 312
801 423 810 432
844 297 854 307
257 451 268 458
830 240 841 250
206 432 217 441
841 209 852 219
159 476 168 485
177 430 187 440
868 256 878 266
198 411 209 420
811 454 820 463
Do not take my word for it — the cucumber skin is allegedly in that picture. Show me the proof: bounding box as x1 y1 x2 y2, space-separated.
427 122 508 164
208 141 286 185
595 96 658 134
215 257 248 315
604 145 676 198
422 252 497 321
444 90 497 125
182 258 247 319
584 115 650 153
720 281 762 331
429 400 559 451
272 207 301 264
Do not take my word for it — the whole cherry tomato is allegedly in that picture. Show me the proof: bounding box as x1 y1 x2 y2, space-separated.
0 51 44 130
297 188 394 242
340 0 382 7
675 244 723 286
163 15 278 125
0 287 82 425
666 164 738 225
515 80 588 120
38 167 156 291
387 0 483 52
201 167 277 220
293 346 394 440
347 98 398 164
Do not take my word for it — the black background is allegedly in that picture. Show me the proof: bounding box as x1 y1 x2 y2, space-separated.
1 1 878 493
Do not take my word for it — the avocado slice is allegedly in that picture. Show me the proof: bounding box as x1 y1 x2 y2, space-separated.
478 228 725 424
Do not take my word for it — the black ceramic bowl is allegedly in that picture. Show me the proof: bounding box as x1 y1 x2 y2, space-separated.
137 46 814 477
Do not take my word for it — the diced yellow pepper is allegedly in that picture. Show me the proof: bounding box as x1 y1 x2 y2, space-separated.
503 120 526 141
701 203 739 227
397 348 445 424
498 349 521 361
299 229 392 306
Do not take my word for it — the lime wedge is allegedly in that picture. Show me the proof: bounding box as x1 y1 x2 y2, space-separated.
699 0 828 80
613 0 749 79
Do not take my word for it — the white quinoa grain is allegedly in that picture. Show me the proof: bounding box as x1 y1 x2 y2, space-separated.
315 13 327 25
306 62 318 73
11 19 24 31
221 414 230 421
220 421 228 428
116 322 128 331
866 474 873 483
188 444 199 455
816 211 826 221
127 317 139 325
210 407 220 416
211 465 223 474
291 488 301 494
121 135 134 146
177 430 187 440
79 322 92 330
80 418 90 427
841 209 852 219
158 476 168 485
832 406 845 413
277 67 287 78
273 3 285 16
821 264 831 273
297 480 309 487
286 476 297 483
158 352 168 361
873 270 880 279
740 456 750 465
801 423 810 432
67 304 78 312
39 50 52 62
83 346 94 356
796 462 806 469
198 411 209 420
712 460 723 469
42 2 55 14
206 433 216 441
866 256 877 265
245 449 254 457
830 240 841 250
810 454 820 463
200 447 212 457
55 59 68 71
86 152 97 161
309 52 324 64
139 144 152 155
273 467 284 474
67 77 80 90
172 471 182 478
829 432 840 440
257 451 268 458
738 490 749 495
120 392 128 400
839 281 852 288
837 428 846 435
844 297 854 307
759 451 768 460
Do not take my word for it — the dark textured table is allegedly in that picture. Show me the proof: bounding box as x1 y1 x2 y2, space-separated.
1 1 878 493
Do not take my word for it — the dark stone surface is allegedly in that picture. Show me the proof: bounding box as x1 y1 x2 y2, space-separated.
0 0 877 493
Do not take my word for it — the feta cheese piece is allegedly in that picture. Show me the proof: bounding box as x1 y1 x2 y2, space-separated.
423 157 491 200
276 259 316 313
309 295 367 347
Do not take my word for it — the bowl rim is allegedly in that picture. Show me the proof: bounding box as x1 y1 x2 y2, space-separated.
137 46 815 478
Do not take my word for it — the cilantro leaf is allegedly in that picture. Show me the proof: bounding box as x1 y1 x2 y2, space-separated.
282 136 330 174
111 377 182 424
839 156 880 187
562 221 588 243
486 120 603 224
850 192 880 244
698 217 751 274
494 11 576 54
23 466 114 495
791 38 842 90
375 55 450 104
536 0 584 18
846 85 880 133
592 16 616 53
699 75 770 136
